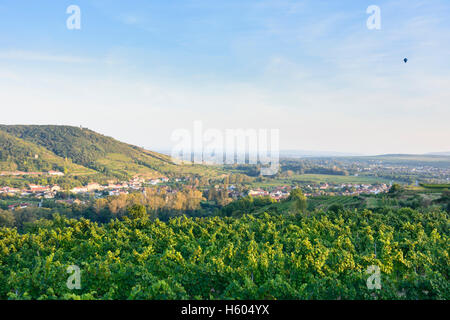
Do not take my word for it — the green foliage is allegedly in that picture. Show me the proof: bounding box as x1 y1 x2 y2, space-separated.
389 184 403 194
0 207 448 300
308 195 365 211
0 130 89 174
289 189 307 213
420 183 450 190
328 203 344 213
0 210 15 228
221 196 275 217
127 204 148 220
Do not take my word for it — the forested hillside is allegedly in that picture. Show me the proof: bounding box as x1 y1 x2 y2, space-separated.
0 125 170 167
0 206 448 300
0 125 220 180
0 130 92 174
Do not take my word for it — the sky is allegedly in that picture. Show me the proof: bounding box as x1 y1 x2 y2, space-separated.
0 0 449 155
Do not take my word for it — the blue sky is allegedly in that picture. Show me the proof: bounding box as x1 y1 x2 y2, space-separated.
0 0 449 154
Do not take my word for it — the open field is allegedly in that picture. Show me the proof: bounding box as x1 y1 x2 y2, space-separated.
251 174 391 188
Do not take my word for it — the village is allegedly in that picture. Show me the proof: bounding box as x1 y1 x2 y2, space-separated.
246 182 389 199
1 170 390 210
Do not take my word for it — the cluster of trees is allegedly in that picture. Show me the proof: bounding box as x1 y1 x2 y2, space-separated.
220 189 308 218
206 187 233 207
0 188 206 230
0 129 87 175
96 188 204 218
280 159 349 176
436 190 450 211
289 189 308 213
0 133 58 173
221 196 276 217
0 206 447 300
0 208 54 231
222 174 254 184
224 165 261 177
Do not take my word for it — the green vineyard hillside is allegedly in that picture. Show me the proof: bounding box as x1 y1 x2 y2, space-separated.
0 206 448 300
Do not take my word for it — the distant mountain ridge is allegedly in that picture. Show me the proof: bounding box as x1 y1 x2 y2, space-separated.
427 152 450 156
280 150 363 158
281 150 450 158
0 125 219 180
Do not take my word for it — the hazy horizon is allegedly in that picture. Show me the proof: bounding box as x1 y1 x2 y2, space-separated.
2 123 449 157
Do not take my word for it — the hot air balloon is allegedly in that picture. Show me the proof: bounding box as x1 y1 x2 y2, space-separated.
403 58 408 63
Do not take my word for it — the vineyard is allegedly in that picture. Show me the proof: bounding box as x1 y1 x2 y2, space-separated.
0 206 448 300
306 195 365 211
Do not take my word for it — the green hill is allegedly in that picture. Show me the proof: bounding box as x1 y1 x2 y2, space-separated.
0 125 220 180
0 129 92 175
